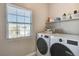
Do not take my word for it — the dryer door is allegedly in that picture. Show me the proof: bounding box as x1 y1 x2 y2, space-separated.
37 38 48 55
50 43 74 56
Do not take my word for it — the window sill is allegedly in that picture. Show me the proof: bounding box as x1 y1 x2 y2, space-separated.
7 35 33 40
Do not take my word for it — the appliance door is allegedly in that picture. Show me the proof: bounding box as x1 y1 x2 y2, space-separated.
50 43 74 56
37 38 48 55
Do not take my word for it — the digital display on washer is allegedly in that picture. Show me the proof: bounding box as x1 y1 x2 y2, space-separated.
67 40 78 46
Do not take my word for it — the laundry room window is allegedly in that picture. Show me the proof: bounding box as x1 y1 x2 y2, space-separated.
6 4 32 39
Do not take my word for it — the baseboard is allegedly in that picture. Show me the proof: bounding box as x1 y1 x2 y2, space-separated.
26 51 36 56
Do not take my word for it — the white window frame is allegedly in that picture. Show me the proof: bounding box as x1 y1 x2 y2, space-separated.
6 4 32 39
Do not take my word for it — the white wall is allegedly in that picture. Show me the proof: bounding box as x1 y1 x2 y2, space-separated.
0 3 48 55
49 3 79 35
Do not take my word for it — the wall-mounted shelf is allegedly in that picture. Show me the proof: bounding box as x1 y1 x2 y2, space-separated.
46 18 79 24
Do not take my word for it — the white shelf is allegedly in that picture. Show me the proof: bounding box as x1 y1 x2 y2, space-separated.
47 18 79 24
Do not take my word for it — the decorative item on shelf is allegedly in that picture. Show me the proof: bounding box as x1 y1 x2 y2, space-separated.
54 17 61 22
74 10 77 14
63 13 66 16
67 13 72 20
62 13 67 20
71 10 79 19
47 16 54 23
47 16 50 22
69 14 72 19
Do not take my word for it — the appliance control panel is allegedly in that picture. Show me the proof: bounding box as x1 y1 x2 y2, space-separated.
41 35 43 37
59 38 62 42
44 35 49 38
67 40 78 46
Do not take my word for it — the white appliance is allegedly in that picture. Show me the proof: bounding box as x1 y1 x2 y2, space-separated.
36 33 51 56
50 34 79 56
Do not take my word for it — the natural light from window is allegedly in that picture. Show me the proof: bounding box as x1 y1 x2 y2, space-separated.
6 4 32 39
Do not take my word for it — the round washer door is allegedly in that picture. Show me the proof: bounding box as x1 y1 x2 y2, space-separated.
50 43 74 56
37 38 48 55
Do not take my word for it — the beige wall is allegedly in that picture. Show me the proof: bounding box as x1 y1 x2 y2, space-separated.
0 3 48 55
1 3 79 56
49 3 79 19
49 3 79 35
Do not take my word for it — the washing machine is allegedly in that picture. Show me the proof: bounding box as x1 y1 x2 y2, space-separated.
36 33 51 56
50 34 79 56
